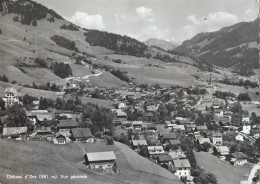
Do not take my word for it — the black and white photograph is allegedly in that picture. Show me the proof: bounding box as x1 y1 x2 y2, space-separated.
0 0 259 183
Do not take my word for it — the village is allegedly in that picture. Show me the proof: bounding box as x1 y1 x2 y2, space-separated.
0 75 260 184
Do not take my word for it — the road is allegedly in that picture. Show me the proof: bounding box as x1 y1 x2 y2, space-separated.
55 70 103 85
242 163 260 184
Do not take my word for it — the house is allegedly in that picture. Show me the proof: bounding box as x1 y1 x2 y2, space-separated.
173 159 191 178
197 137 211 145
84 151 116 170
147 104 159 112
214 146 230 157
168 149 186 160
55 92 66 98
2 127 27 140
131 140 148 150
230 152 247 165
235 134 244 142
36 127 53 136
196 125 208 133
147 146 165 158
169 140 181 147
2 88 21 108
132 121 143 131
53 132 67 144
211 132 223 146
36 114 54 124
57 119 78 134
157 155 173 165
242 123 251 134
113 109 127 118
160 133 177 143
117 102 126 109
71 128 94 142
32 101 39 110
251 129 260 139
214 109 223 117
146 124 157 133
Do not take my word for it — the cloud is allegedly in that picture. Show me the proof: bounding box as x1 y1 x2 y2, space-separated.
67 11 106 30
136 6 153 18
184 12 239 39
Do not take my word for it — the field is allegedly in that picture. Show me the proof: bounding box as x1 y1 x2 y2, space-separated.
79 140 182 184
194 152 251 184
0 139 182 184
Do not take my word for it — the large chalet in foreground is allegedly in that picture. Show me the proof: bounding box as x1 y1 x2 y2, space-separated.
84 151 116 170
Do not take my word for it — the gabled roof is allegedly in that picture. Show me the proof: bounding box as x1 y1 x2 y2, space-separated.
169 140 181 145
85 151 116 162
231 152 247 159
157 155 172 162
71 128 93 138
57 119 78 128
132 140 148 146
173 159 191 168
162 133 177 140
216 146 229 155
3 127 27 136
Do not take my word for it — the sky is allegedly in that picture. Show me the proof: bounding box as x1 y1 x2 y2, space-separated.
35 0 258 44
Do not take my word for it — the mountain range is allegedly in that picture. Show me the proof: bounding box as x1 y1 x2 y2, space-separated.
144 38 179 51
174 18 259 76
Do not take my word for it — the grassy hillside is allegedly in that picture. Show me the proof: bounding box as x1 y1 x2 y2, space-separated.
0 139 182 184
174 18 259 76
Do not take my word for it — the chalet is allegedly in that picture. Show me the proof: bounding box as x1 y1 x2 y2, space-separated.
113 109 127 118
211 132 223 146
157 155 173 165
173 159 191 178
242 123 251 134
84 151 116 170
2 127 27 140
71 128 94 142
214 146 230 157
230 152 247 165
196 125 208 133
36 114 54 124
160 133 177 143
169 140 181 147
146 124 157 133
55 92 66 98
214 109 223 117
132 121 143 131
53 132 67 144
57 119 78 134
169 150 186 160
197 137 211 145
32 101 39 110
36 127 52 136
251 129 260 139
185 124 196 132
147 146 165 158
131 140 148 150
147 104 159 112
142 112 154 121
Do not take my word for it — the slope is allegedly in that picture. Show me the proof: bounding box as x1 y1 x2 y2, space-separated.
174 18 259 76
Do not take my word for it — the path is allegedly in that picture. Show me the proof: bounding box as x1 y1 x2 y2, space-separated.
242 163 260 184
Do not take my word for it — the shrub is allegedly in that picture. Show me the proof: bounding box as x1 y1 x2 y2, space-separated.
51 35 78 52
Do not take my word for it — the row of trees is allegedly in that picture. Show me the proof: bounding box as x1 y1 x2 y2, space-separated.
0 75 9 82
111 69 130 82
23 82 60 92
51 35 79 52
218 78 258 88
60 24 79 31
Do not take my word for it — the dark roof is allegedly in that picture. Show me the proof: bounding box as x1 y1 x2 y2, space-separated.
162 133 177 140
57 119 78 128
169 140 181 145
71 128 93 139
157 155 172 162
231 152 247 159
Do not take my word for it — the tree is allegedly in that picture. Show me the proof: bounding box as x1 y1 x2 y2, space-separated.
39 97 48 110
0 98 5 110
106 136 114 145
6 104 32 129
139 145 149 157
32 19 37 26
